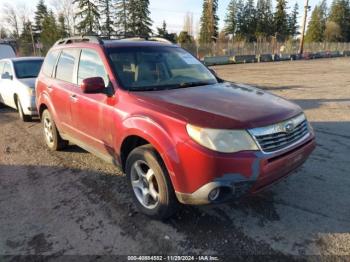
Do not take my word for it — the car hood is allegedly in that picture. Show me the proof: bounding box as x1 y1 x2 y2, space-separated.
18 78 36 88
133 82 302 129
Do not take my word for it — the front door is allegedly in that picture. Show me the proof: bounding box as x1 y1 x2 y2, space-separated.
70 48 116 156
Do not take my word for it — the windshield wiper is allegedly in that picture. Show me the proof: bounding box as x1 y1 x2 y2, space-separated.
129 86 163 92
128 82 214 92
177 81 213 89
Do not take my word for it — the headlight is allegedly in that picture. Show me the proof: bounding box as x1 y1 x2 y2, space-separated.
28 88 35 96
186 124 259 153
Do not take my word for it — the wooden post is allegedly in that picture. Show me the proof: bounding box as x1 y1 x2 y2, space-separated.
299 0 310 55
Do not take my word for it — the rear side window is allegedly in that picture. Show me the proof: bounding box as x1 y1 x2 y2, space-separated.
56 49 79 83
42 50 59 77
77 49 108 86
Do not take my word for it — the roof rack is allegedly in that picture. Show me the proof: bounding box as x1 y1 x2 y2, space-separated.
54 35 173 46
54 35 103 46
117 37 172 44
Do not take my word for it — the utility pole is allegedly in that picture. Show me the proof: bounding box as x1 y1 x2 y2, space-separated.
299 0 310 55
29 23 36 56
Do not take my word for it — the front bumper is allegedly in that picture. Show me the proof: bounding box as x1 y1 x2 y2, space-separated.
175 136 316 205
22 95 38 116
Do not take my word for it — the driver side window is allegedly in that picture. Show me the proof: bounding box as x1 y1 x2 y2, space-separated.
77 49 108 86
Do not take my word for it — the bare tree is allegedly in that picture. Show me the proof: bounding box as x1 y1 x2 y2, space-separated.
50 0 76 35
183 12 194 36
3 3 20 38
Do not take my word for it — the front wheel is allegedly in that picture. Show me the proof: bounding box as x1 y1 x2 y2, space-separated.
42 109 68 151
17 98 31 122
126 145 178 220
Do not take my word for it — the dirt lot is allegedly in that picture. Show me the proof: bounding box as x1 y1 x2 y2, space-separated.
1 58 349 258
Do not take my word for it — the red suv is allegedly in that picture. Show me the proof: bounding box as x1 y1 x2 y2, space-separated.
36 36 316 219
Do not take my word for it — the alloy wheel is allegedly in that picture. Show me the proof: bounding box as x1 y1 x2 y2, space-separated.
130 160 160 209
44 117 54 145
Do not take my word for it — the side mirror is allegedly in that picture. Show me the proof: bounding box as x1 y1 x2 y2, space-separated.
80 77 105 94
1 72 13 80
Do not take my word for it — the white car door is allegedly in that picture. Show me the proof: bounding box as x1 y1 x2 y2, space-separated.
0 61 16 108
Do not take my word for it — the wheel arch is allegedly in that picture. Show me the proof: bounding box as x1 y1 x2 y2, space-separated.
119 116 182 191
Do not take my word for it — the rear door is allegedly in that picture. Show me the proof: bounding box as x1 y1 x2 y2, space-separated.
50 48 80 134
69 48 116 156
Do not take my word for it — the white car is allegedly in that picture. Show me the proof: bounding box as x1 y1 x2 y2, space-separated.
0 43 16 59
0 57 44 121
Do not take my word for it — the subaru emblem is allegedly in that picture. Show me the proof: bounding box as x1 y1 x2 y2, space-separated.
285 122 294 133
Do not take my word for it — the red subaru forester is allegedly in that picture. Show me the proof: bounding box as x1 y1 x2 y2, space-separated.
36 36 316 219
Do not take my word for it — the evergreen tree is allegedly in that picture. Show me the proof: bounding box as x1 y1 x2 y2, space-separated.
34 0 48 34
73 0 100 34
128 0 153 37
178 31 194 44
235 0 245 40
19 21 35 56
157 21 177 42
99 0 114 38
115 0 129 36
255 0 273 40
224 0 237 35
58 13 69 38
199 0 219 44
274 0 289 41
41 11 60 54
328 0 350 41
305 1 327 42
288 2 299 37
241 0 257 41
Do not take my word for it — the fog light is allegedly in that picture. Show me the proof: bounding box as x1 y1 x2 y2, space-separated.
208 188 220 201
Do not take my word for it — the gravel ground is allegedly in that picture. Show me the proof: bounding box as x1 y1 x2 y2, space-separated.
0 57 349 259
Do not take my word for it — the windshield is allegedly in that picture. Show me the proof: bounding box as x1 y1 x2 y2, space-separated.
14 60 43 79
107 46 218 91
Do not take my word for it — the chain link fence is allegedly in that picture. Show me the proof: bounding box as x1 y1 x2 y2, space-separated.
181 42 350 59
12 40 350 60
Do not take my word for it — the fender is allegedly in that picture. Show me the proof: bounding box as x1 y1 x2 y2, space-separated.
119 115 184 191
37 92 62 131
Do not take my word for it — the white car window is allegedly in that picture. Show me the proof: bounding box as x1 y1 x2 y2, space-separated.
2 62 13 79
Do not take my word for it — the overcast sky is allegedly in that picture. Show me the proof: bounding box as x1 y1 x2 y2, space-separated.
0 0 329 34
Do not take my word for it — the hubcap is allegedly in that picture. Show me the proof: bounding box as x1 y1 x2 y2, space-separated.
130 160 160 209
44 117 54 145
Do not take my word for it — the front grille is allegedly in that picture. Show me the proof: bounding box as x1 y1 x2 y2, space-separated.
249 114 310 153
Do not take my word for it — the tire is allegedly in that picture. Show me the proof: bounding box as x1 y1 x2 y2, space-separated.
126 145 178 220
42 109 68 151
16 98 31 122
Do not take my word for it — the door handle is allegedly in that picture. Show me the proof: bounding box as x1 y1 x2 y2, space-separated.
70 94 78 102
